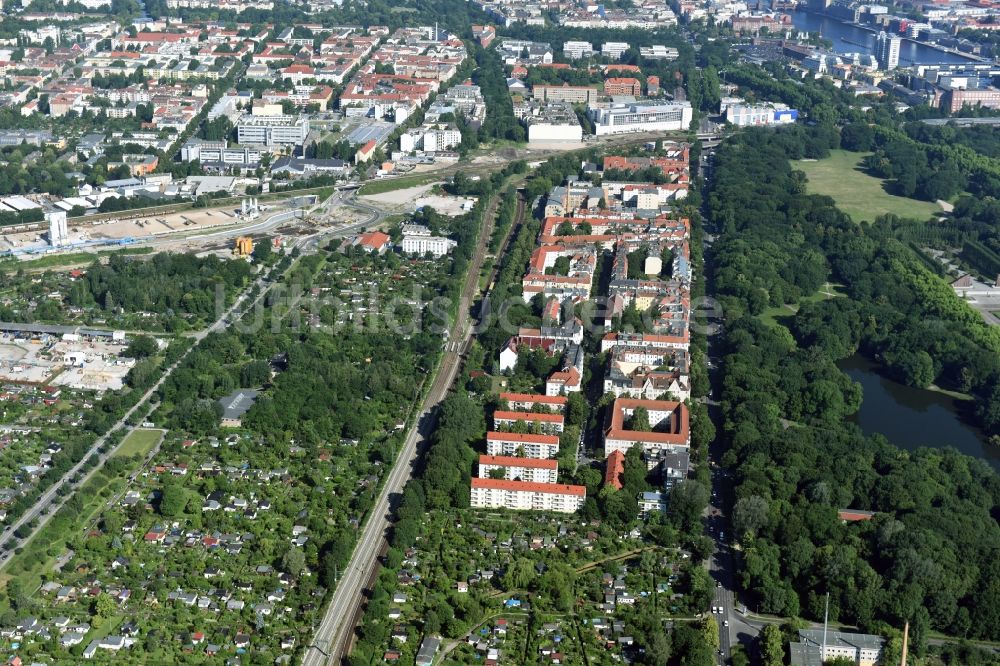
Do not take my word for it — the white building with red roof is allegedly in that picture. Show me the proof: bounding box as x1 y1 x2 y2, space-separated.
478 455 558 483
604 398 689 457
493 410 564 434
470 478 585 513
486 431 560 459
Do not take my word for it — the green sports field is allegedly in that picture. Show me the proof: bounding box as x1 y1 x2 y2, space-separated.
793 150 943 223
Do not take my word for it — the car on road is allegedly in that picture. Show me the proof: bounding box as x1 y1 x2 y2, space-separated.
724 620 729 627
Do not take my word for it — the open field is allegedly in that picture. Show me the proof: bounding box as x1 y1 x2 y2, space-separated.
113 428 161 458
357 172 442 196
793 150 943 223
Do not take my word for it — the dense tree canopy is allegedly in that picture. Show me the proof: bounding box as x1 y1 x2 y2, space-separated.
710 127 1000 645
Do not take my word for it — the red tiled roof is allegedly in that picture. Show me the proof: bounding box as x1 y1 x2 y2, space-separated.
605 398 689 445
471 477 585 496
494 410 564 423
604 450 625 490
486 431 560 445
499 392 568 406
357 231 390 250
479 455 558 469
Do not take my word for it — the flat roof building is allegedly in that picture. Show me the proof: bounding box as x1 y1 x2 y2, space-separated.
789 629 884 666
589 102 693 135
235 114 310 147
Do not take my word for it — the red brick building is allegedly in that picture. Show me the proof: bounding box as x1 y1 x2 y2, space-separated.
604 77 642 96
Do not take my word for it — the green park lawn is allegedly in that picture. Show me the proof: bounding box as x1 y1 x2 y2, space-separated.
793 150 943 223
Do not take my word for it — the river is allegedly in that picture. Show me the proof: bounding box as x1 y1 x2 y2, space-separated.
839 355 1000 472
789 10 977 65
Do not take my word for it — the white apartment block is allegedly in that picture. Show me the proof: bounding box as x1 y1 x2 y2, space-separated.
486 432 560 459
470 478 585 513
399 225 457 257
589 102 693 135
399 127 462 153
563 41 595 59
639 45 679 60
478 455 559 483
401 234 458 257
499 392 567 414
601 42 630 59
493 410 565 434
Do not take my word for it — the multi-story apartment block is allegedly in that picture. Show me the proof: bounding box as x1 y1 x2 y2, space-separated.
477 455 559 483
603 398 690 457
486 431 561 459
563 40 595 59
470 478 586 513
493 410 565 434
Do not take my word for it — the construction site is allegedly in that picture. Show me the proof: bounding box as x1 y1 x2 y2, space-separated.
0 333 136 392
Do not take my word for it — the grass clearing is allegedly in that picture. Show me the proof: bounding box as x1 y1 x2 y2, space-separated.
758 283 845 328
358 172 441 196
114 428 162 459
793 150 943 223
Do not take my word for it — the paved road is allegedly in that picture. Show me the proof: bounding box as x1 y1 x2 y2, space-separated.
302 190 509 666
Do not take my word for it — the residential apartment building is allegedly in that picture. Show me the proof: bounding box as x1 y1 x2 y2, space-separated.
639 45 678 60
499 392 567 413
399 127 462 153
470 478 586 513
603 398 690 457
486 431 560 459
875 30 900 70
724 100 798 126
181 139 263 166
564 40 595 59
601 42 630 59
399 225 458 257
790 629 885 666
532 84 599 104
493 410 565 434
478 455 559 483
940 86 1000 112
